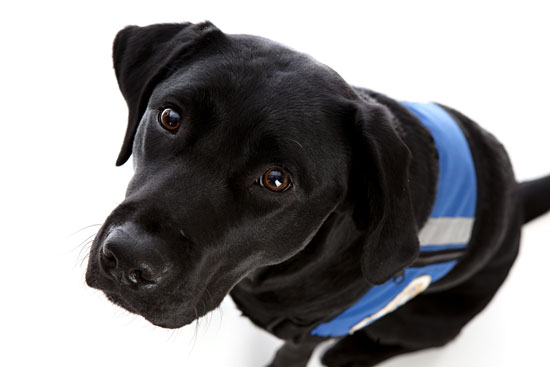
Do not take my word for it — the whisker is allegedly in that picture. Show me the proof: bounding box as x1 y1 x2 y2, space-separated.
216 304 224 332
77 241 94 268
167 328 179 342
66 224 102 239
207 307 213 332
67 232 98 255
187 306 200 355
204 287 216 331
200 298 211 333
79 249 91 268
75 233 97 257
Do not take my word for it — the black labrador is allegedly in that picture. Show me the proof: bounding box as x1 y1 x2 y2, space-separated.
85 22 550 367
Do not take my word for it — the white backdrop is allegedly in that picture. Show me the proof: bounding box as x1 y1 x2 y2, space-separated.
1 1 549 366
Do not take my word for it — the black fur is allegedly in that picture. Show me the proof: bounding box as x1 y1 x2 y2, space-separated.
85 21 550 366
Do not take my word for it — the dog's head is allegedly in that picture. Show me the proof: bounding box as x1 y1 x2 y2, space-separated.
85 22 419 328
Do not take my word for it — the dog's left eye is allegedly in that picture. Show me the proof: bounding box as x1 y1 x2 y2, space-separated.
158 108 182 132
259 167 292 192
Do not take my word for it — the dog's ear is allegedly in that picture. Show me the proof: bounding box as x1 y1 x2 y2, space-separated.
112 22 223 166
348 101 419 285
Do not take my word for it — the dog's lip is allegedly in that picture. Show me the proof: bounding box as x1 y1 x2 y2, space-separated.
104 291 141 314
88 276 225 329
85 263 122 292
103 290 197 329
85 267 110 290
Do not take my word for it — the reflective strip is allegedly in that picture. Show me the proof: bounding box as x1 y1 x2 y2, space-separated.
349 275 432 333
419 217 474 247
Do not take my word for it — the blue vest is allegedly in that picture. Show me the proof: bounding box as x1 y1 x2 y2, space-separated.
311 102 478 337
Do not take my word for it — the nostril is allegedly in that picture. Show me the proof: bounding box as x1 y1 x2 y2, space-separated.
101 247 117 267
131 260 163 283
98 245 118 280
127 269 143 285
127 268 156 286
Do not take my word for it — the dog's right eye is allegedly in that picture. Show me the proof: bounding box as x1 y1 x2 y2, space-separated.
158 108 182 132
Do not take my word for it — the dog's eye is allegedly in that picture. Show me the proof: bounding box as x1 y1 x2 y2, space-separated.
159 108 182 132
260 167 292 192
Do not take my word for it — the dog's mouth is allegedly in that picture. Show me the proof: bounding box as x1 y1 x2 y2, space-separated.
83 222 214 329
87 260 222 329
101 289 201 329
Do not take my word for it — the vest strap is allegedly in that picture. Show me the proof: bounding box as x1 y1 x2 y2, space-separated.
310 102 477 337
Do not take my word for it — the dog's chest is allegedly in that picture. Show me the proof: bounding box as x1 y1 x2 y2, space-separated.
311 102 478 337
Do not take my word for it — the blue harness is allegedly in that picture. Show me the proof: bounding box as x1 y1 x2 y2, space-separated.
311 102 478 337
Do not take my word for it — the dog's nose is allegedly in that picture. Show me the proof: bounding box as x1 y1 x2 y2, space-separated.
98 225 169 289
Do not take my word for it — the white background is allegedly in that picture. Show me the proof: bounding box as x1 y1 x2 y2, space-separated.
1 1 549 366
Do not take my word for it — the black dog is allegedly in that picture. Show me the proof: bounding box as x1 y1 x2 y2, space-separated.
85 21 550 366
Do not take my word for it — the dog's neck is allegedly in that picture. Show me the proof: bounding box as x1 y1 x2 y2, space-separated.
231 209 368 341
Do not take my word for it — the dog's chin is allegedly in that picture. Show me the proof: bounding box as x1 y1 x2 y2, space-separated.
147 315 195 329
103 292 197 329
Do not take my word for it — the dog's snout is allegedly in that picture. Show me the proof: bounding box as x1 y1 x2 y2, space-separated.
98 225 168 289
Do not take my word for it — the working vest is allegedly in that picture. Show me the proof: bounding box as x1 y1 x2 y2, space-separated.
311 102 478 337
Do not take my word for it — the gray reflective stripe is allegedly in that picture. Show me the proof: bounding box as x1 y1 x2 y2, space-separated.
419 217 474 246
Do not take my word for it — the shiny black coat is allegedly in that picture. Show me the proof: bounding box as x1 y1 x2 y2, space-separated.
86 22 548 367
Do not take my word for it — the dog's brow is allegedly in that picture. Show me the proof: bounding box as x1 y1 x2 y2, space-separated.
247 133 307 171
281 137 304 151
156 86 206 106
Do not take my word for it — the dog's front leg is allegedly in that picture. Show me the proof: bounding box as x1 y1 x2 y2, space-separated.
267 339 320 367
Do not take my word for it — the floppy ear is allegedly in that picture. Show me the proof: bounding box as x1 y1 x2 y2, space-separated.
349 101 419 285
112 22 223 166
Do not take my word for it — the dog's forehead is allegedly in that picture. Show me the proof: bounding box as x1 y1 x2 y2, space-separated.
154 70 343 157
142 34 353 183
156 32 350 106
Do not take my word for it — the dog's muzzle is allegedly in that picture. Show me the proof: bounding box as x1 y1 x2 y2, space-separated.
90 223 174 291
